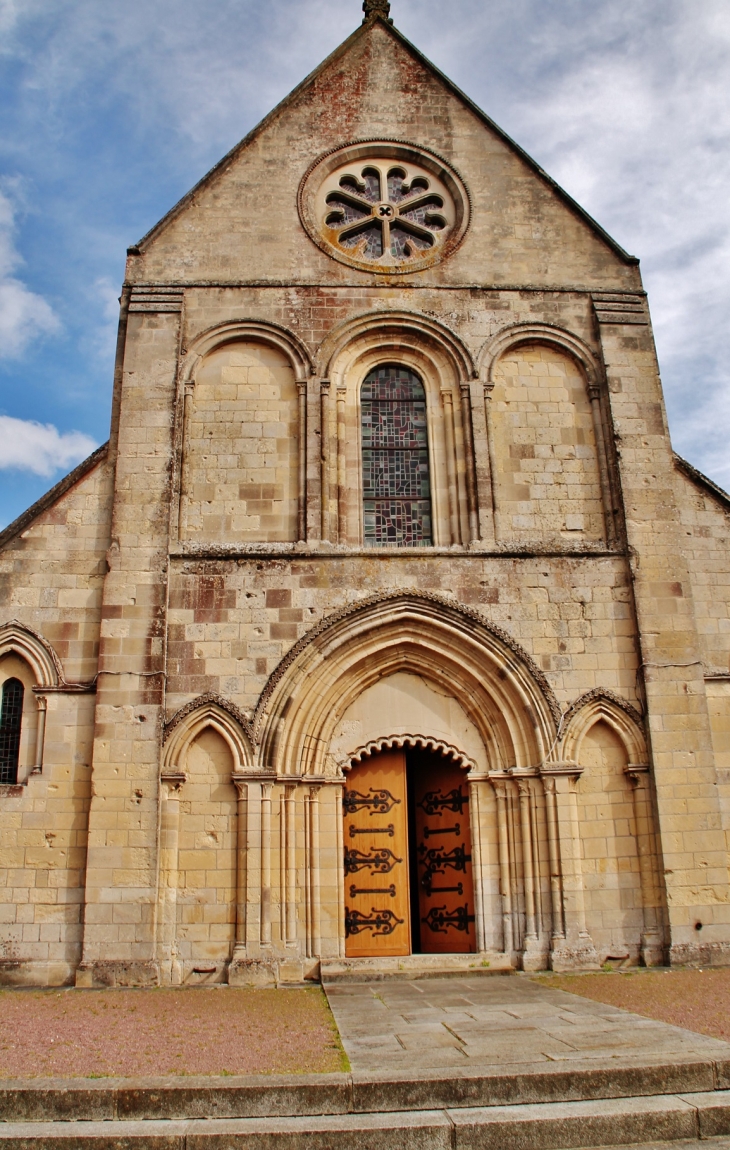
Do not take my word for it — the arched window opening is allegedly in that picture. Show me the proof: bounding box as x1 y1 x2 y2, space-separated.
361 365 432 547
0 678 24 785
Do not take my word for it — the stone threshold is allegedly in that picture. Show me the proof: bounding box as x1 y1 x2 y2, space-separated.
1 1055 728 1124
320 951 514 983
2 1091 730 1148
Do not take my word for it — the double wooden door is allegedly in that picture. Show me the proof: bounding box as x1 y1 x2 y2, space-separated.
343 750 476 957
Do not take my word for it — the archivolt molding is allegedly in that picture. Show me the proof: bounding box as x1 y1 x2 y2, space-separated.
318 309 476 383
343 735 477 774
560 687 648 766
165 692 254 744
255 590 561 778
478 322 604 394
0 621 62 688
163 694 254 777
179 319 314 385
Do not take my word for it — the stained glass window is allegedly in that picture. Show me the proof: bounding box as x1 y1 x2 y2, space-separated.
361 365 432 547
0 678 23 785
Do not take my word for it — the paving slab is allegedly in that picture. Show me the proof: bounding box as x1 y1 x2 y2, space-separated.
325 975 730 1074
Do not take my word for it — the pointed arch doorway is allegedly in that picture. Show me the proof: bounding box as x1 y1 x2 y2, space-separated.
343 748 477 957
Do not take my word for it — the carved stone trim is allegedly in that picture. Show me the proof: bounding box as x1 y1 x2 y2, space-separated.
343 734 477 773
561 686 644 729
253 588 561 740
0 620 68 689
165 692 254 742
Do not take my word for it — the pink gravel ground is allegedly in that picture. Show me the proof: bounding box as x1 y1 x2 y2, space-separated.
536 968 730 1042
0 987 347 1079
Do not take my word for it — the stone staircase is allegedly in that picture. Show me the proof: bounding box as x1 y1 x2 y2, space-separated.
2 1055 730 1147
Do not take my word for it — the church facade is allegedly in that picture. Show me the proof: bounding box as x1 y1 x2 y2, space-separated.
2 1 730 988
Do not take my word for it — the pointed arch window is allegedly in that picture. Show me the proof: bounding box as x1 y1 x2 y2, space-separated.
0 678 23 785
361 365 432 547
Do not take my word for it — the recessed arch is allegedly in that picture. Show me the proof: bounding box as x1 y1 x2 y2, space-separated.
180 319 314 385
320 308 475 383
255 590 560 778
560 687 648 767
319 311 478 547
163 694 254 777
478 322 603 394
0 621 62 689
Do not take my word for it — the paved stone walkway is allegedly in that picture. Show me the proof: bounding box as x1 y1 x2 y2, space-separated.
324 975 730 1073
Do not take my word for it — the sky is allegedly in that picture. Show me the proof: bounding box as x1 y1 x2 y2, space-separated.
0 0 729 529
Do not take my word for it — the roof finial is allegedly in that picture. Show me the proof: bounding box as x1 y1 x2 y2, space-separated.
363 0 392 22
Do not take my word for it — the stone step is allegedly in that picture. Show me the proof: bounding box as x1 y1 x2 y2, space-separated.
1 1091 729 1148
0 1057 726 1124
320 952 514 983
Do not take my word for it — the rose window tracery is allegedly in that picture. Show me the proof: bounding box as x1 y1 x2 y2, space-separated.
325 163 448 263
299 144 469 274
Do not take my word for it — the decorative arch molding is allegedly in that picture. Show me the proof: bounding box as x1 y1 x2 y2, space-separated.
560 687 648 767
179 319 314 385
255 590 561 778
165 692 254 744
0 621 62 688
162 694 254 777
319 308 476 383
343 734 477 774
478 322 604 393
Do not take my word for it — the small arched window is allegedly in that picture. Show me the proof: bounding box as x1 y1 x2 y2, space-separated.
0 678 23 785
361 365 432 547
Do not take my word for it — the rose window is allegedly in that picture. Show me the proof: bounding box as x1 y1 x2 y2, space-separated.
299 144 470 274
325 163 448 264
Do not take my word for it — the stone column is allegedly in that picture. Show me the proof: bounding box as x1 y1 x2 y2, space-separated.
548 768 600 971
459 382 480 543
482 382 501 542
308 785 322 959
587 382 616 545
157 773 185 986
336 385 347 544
260 783 273 947
489 777 513 956
441 387 461 545
297 380 307 543
517 777 543 969
33 695 47 771
285 784 297 947
230 776 249 961
320 380 331 542
542 775 566 947
468 778 487 952
627 765 665 966
176 382 194 538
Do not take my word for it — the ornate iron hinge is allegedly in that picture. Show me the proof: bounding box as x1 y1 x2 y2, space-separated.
421 904 475 934
344 847 403 874
417 787 468 815
418 845 471 881
345 906 404 937
343 787 401 816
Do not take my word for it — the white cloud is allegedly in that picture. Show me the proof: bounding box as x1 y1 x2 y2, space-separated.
0 190 61 359
0 415 97 477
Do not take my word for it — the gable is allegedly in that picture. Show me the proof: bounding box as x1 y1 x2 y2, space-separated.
129 18 640 292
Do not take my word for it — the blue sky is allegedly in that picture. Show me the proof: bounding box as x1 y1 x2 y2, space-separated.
1 0 729 529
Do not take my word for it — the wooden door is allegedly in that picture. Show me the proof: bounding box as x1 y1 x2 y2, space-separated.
344 751 410 957
412 757 476 953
